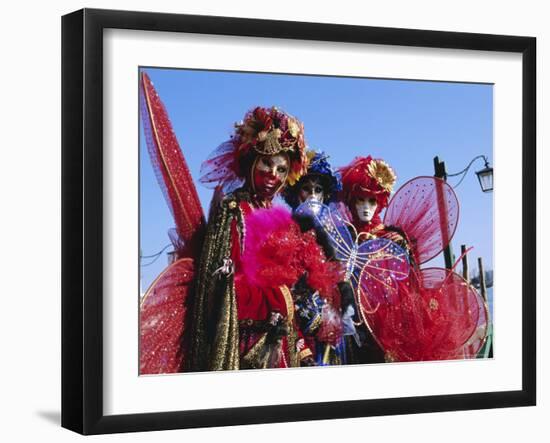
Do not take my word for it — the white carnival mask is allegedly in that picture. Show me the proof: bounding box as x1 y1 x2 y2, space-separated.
355 196 378 222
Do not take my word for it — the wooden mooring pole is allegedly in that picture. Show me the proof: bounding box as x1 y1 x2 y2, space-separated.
478 257 488 302
461 245 469 282
433 156 455 270
477 256 493 358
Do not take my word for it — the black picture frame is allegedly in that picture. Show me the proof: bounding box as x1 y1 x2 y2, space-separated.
62 8 536 435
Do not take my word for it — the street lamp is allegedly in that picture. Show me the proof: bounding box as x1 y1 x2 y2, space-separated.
475 158 494 193
444 154 494 193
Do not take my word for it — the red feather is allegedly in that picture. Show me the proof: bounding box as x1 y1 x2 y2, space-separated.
240 206 343 303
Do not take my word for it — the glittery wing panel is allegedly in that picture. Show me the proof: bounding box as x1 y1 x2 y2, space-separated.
355 239 410 315
294 200 355 263
140 258 195 374
361 267 482 362
295 200 411 314
383 176 459 265
140 72 205 255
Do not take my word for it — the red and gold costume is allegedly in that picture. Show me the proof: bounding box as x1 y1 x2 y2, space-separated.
337 156 489 363
189 107 341 371
138 83 341 372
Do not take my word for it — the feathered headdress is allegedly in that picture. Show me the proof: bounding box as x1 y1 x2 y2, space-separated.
339 156 397 210
200 106 308 192
283 150 342 209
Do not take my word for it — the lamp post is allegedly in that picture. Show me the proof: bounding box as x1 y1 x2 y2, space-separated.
433 154 493 269
446 154 494 193
475 159 494 193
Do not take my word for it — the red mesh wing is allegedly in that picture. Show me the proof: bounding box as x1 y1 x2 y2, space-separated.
383 177 459 264
140 258 195 374
361 267 481 362
457 286 490 358
140 72 205 255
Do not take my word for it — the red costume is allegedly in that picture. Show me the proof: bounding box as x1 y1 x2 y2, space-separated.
139 80 340 373
338 156 489 362
189 107 341 371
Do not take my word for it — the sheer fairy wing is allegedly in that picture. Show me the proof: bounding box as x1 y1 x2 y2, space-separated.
140 258 195 374
383 176 459 265
294 200 355 263
360 267 482 362
140 72 205 256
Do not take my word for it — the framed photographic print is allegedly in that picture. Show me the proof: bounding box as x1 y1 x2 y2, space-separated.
62 8 536 435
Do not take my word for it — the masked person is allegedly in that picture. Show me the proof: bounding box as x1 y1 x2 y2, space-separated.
283 151 352 365
189 107 341 371
337 156 486 363
333 156 407 363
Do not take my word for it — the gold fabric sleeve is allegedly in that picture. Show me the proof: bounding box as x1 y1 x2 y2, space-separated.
188 193 244 371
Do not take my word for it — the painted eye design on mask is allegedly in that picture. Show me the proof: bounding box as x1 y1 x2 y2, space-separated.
357 196 376 206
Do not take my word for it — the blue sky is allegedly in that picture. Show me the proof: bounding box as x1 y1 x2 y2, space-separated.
139 67 493 292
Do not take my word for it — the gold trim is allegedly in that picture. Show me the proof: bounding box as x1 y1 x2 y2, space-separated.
255 129 284 155
322 344 332 364
250 156 258 195
238 203 246 254
307 314 323 334
241 334 269 369
299 348 313 360
279 285 294 324
279 285 299 366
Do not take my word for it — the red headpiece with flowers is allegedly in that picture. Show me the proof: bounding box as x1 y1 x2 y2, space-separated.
339 156 397 214
200 106 308 192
